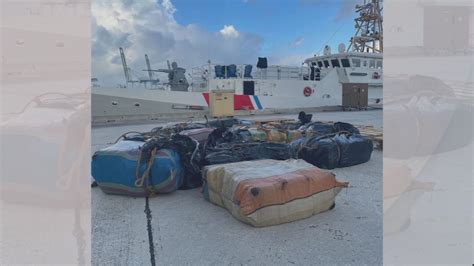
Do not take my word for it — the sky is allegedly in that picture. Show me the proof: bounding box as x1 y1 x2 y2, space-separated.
92 0 359 85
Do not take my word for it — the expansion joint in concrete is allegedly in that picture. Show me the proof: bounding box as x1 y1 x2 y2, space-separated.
144 197 156 266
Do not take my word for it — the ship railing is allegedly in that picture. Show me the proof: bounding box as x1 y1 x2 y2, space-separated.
190 67 210 92
189 64 310 81
189 78 208 92
254 66 310 80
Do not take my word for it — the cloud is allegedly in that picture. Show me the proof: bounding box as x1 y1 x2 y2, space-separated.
271 53 314 66
291 36 305 47
219 25 240 38
333 0 357 22
92 0 262 85
298 0 357 22
162 0 176 15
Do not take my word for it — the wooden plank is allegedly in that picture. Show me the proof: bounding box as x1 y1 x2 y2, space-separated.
353 124 383 150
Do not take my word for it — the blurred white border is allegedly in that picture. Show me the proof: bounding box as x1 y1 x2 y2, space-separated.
384 0 473 264
0 0 91 264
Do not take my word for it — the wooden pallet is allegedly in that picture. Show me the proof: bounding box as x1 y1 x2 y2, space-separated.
356 125 383 150
252 118 297 125
249 118 383 149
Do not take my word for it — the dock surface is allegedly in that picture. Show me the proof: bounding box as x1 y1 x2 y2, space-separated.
92 110 383 265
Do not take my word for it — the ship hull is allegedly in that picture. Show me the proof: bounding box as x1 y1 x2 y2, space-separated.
92 85 382 124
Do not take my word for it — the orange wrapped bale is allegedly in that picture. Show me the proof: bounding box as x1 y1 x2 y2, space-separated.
234 168 348 216
202 159 348 227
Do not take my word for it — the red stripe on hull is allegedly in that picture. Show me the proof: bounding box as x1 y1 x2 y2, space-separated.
202 93 254 110
203 93 210 105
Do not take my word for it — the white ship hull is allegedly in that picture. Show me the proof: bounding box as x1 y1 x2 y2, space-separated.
92 83 382 124
92 52 383 123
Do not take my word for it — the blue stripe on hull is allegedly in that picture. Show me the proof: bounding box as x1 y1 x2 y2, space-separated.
253 95 263 110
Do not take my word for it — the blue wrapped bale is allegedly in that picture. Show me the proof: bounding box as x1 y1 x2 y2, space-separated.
92 140 184 197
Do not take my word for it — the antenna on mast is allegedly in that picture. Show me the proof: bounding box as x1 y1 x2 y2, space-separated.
347 0 383 53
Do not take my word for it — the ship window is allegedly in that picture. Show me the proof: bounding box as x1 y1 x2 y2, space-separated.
363 60 367 67
352 59 361 67
341 59 351 67
369 60 375 68
376 60 382 69
323 60 330 68
331 59 340 68
317 61 323 68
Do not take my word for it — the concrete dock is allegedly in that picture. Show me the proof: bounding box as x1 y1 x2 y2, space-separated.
92 110 383 265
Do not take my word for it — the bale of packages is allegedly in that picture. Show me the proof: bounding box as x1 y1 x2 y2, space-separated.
179 128 215 145
265 128 288 143
91 140 185 197
212 124 304 145
301 122 335 136
207 118 252 128
336 133 373 167
247 128 268 141
290 136 340 169
301 121 360 137
333 122 360 134
204 128 292 166
154 122 208 137
202 159 348 227
286 130 303 141
204 142 291 165
291 133 373 169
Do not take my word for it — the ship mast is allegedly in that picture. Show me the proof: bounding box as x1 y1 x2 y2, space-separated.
348 0 383 53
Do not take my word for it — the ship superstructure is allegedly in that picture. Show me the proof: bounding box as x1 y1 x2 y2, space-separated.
92 0 384 122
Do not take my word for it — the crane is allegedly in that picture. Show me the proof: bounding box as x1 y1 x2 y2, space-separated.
119 47 131 83
145 54 152 80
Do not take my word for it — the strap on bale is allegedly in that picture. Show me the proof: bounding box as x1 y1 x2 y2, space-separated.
135 147 158 196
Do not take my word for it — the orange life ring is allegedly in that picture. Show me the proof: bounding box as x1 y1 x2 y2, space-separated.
303 87 313 97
